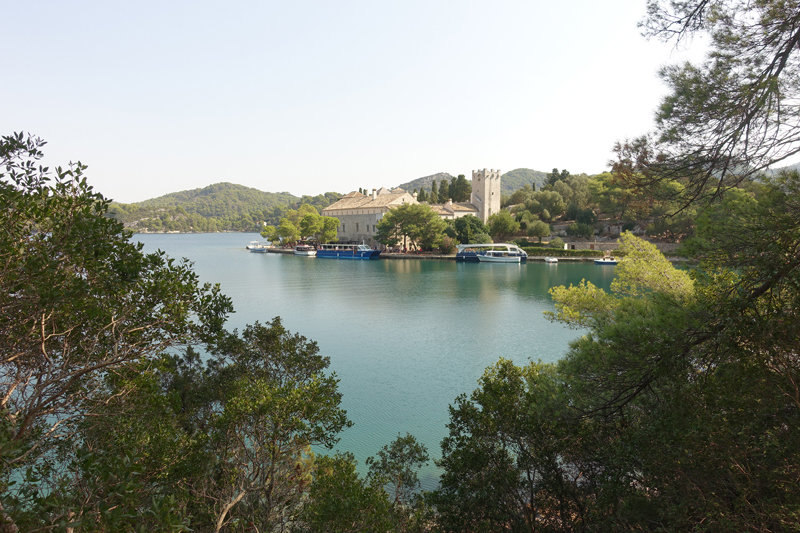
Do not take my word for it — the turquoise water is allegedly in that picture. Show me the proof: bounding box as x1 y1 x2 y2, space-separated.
136 233 617 489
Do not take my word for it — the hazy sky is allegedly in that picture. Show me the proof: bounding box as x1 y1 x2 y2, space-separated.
4 0 707 203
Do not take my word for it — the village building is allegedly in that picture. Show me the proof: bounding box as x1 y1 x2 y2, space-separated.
321 169 502 247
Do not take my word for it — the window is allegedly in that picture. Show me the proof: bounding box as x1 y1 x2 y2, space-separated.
356 223 359 232
342 224 345 233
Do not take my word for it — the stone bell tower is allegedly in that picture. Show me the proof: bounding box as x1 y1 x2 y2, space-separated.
471 168 501 223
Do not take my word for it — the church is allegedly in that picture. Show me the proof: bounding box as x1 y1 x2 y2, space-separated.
321 169 501 247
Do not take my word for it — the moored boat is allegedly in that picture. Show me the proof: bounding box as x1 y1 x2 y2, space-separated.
248 241 269 253
456 243 528 263
316 243 381 260
478 250 522 263
594 252 618 265
294 244 317 257
544 257 558 263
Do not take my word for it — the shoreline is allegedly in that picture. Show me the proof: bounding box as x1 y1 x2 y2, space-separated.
262 248 690 263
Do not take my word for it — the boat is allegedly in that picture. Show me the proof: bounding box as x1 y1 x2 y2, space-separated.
594 252 618 265
544 257 558 263
315 243 381 260
478 250 522 263
294 244 317 257
456 243 528 263
248 241 269 253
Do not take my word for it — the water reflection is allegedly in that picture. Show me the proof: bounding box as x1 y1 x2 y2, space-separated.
137 233 617 489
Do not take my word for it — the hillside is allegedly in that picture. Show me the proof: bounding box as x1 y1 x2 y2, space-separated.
396 172 455 194
108 182 341 233
500 168 549 193
397 169 549 197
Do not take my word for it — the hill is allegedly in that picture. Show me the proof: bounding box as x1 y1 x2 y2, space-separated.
108 182 341 233
500 168 549 193
397 169 550 197
396 172 455 194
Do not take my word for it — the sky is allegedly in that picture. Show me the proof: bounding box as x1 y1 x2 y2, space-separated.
3 0 708 203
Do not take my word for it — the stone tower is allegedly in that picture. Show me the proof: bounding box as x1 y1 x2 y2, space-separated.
471 168 501 223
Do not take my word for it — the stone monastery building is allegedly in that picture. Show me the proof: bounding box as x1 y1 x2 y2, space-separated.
321 169 501 247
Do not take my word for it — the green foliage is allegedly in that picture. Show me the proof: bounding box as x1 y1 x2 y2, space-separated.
376 203 447 251
432 359 586 532
500 168 548 194
548 237 565 249
486 210 520 242
298 453 395 533
108 184 342 233
439 179 450 202
526 220 550 243
366 434 429 508
565 222 594 239
452 214 489 244
0 133 233 532
448 174 472 202
522 190 566 221
439 235 457 254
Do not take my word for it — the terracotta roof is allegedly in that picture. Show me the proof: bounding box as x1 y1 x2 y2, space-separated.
451 202 478 212
323 192 413 212
342 191 367 198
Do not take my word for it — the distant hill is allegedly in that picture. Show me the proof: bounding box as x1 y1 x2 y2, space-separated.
397 169 549 197
131 182 299 219
108 182 341 233
500 168 549 193
397 172 455 194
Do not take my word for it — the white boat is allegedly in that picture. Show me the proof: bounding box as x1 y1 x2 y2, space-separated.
248 241 269 253
294 244 317 256
594 253 618 265
478 250 522 263
456 243 528 263
544 257 558 263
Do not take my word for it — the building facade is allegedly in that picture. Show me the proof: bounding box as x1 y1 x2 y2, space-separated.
322 169 501 246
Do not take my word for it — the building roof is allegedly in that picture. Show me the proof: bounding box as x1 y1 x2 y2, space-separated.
323 191 413 212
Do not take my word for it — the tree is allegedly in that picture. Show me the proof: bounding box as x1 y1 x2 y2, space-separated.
429 180 438 204
300 212 323 240
195 319 351 532
432 359 588 533
439 179 450 202
299 453 395 533
0 133 233 531
366 434 429 508
613 0 800 206
527 220 551 243
486 211 520 242
452 215 489 244
449 174 472 202
417 187 427 203
376 203 447 251
319 216 339 243
277 218 300 244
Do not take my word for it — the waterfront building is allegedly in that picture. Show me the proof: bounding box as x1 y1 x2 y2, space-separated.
322 169 501 247
322 188 415 247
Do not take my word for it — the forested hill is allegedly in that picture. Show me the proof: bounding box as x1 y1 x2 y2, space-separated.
500 168 549 193
108 182 342 233
397 172 455 194
397 169 550 196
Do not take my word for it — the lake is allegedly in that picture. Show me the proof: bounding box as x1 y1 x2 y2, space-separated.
136 232 617 489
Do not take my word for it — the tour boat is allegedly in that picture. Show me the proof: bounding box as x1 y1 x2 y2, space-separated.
293 244 317 257
478 250 522 263
456 243 528 263
315 243 381 260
